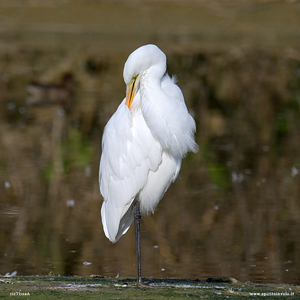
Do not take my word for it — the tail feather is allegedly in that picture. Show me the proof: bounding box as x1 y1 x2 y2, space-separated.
101 199 135 243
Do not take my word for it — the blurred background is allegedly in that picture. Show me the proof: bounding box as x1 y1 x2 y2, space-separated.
0 0 300 284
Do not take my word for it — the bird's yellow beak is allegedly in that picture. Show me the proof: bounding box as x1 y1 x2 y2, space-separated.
125 75 138 110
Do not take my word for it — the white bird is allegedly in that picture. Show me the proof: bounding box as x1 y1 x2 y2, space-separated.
99 44 198 285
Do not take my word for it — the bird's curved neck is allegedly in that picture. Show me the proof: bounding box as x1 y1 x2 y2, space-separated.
130 63 166 114
144 64 166 84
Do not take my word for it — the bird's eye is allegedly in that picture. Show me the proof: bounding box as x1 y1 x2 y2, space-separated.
132 74 138 82
131 75 140 91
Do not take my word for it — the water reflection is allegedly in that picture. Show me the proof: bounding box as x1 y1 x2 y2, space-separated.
0 46 300 285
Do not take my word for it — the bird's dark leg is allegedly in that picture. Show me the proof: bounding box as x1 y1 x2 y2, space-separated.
134 200 142 286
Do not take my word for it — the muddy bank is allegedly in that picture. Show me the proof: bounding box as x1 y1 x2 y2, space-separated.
0 276 299 299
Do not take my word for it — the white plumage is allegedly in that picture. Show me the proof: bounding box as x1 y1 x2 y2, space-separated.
99 44 198 244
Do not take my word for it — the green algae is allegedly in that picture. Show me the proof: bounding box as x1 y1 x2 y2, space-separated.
1 276 299 299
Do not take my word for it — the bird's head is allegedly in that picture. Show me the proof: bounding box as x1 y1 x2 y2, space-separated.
123 44 166 110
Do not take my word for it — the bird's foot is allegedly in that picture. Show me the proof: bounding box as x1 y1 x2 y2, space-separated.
137 278 151 288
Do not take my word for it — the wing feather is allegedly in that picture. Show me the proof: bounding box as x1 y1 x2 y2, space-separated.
99 99 162 242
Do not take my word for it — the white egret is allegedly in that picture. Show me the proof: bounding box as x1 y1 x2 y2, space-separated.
99 44 198 285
